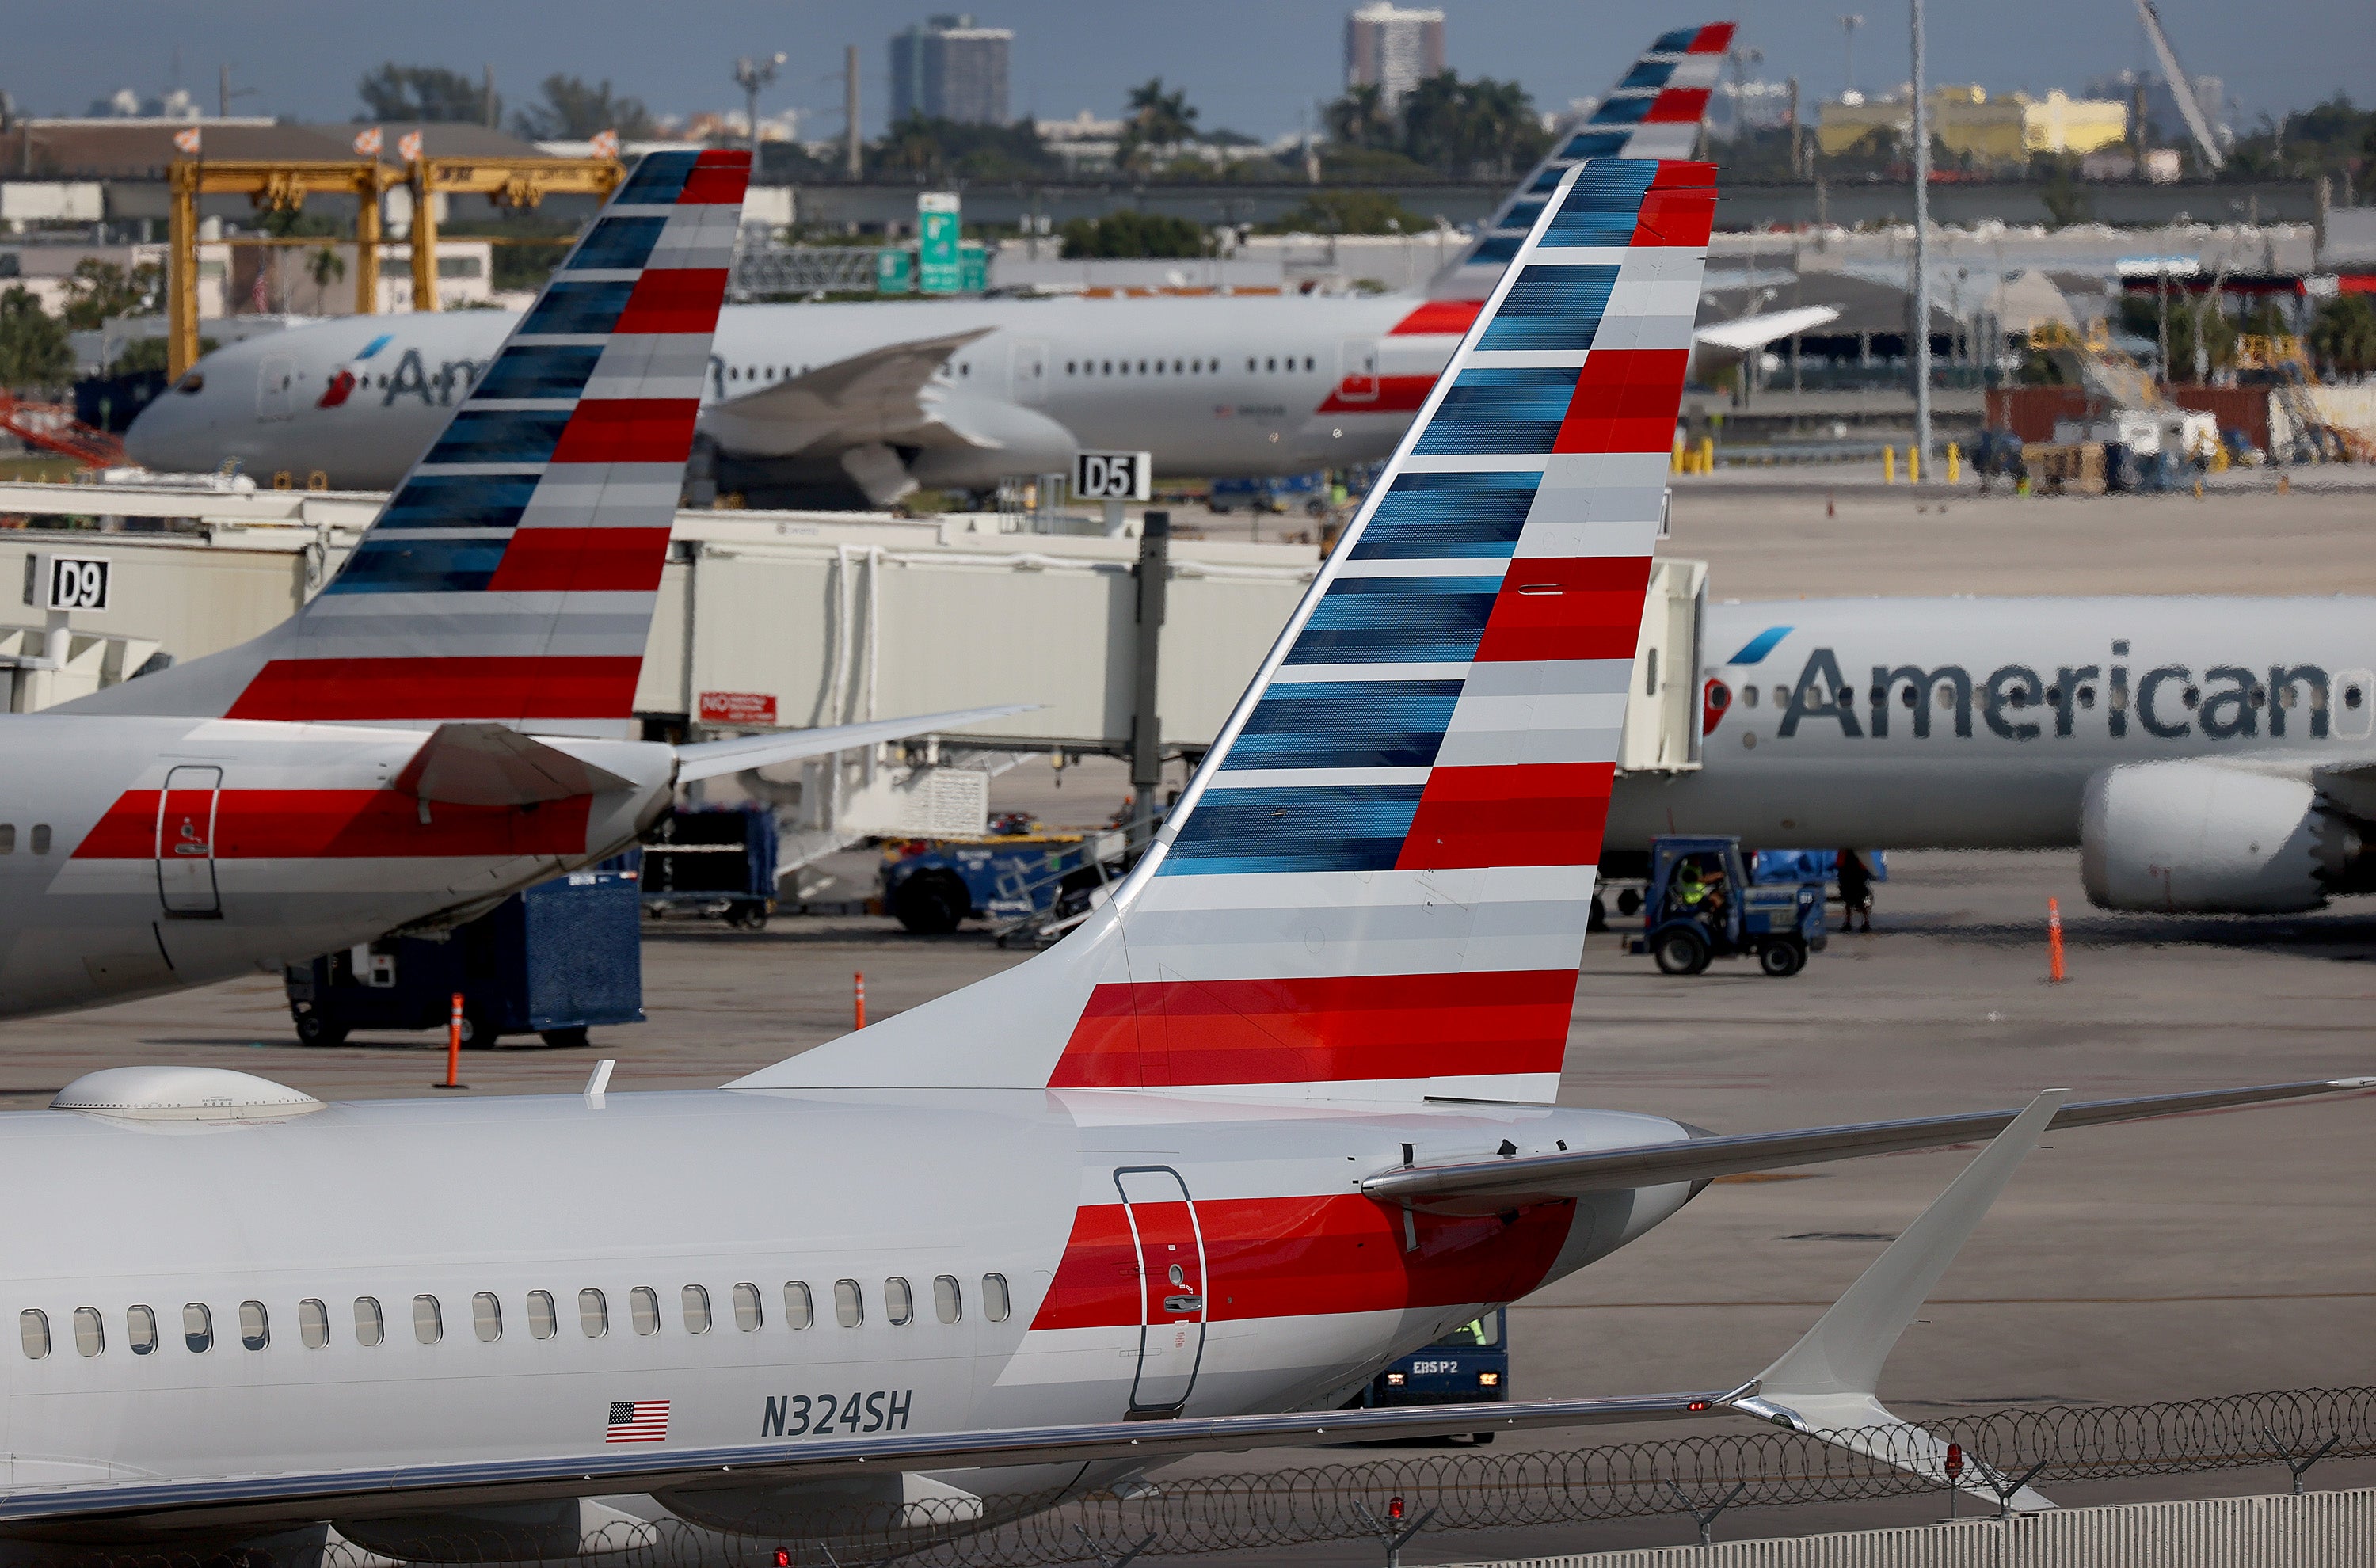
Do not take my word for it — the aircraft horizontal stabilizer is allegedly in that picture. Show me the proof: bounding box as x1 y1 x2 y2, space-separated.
392 722 635 806
1693 304 1841 355
1359 1076 2374 1215
673 703 1034 783
702 329 998 460
0 1386 1746 1538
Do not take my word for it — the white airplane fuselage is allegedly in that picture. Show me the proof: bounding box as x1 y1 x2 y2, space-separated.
0 717 672 1018
124 295 1462 493
0 1085 1691 1536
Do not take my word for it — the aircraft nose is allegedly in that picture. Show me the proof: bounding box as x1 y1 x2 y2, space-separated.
123 386 210 474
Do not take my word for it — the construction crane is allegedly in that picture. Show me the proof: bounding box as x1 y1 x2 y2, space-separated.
2130 0 2223 172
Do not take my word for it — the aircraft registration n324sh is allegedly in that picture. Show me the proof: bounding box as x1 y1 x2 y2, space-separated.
123 27 1826 508
2 156 2363 1560
0 150 1021 1020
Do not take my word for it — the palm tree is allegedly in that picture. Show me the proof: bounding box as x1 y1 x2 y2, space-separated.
1119 78 1198 170
1325 84 1394 151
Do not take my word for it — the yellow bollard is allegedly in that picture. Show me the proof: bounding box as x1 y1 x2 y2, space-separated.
1671 432 1686 474
1908 446 1921 485
1883 446 1895 484
1698 436 1715 474
1946 443 1961 485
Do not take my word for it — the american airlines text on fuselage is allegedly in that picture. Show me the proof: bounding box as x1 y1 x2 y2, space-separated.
1726 641 2361 744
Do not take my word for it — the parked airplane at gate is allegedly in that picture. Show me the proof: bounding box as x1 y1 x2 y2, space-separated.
123 26 1824 508
0 150 1017 1021
0 156 2360 1560
1603 597 2376 913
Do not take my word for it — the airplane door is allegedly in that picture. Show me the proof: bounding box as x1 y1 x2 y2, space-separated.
257 355 297 422
1337 337 1380 403
1012 339 1050 405
155 766 223 917
2337 671 2375 740
1114 1166 1207 1416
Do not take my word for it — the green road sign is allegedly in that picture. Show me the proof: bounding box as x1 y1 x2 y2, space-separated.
918 192 961 294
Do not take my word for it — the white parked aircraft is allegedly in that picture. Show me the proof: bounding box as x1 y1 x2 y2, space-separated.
123 26 1822 508
1605 597 2376 913
0 150 1018 1021
0 154 2361 1561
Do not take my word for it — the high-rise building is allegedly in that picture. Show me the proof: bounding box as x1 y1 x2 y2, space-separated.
1345 3 1445 110
890 14 1013 126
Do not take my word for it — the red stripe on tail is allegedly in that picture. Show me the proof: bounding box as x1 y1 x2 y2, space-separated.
225 657 644 722
1551 349 1694 454
1396 763 1616 871
486 527 673 592
1051 970 1577 1089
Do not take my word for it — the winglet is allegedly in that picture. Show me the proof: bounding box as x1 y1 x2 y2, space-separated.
1728 1089 2067 1511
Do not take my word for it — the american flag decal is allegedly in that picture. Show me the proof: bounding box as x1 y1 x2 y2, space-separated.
605 1399 670 1444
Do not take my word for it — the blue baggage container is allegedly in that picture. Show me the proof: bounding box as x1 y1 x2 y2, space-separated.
284 857 644 1049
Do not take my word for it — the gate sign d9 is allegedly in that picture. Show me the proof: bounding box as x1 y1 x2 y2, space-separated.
43 556 110 613
1074 451 1151 503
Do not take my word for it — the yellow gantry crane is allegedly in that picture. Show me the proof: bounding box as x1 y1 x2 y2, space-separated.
167 155 626 380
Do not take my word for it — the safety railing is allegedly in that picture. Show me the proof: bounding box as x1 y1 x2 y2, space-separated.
37 1386 2376 1568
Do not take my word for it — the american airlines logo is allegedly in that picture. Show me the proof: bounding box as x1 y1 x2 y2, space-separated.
1723 645 2359 744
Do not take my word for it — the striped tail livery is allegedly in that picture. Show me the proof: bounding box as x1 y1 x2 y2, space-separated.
741 156 1717 1103
67 149 752 736
1429 24 1731 301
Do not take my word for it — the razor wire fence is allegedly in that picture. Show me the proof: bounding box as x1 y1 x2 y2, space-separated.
42 1387 2376 1568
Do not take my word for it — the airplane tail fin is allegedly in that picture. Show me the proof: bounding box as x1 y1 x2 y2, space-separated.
1428 24 1731 301
63 150 752 736
736 158 1715 1102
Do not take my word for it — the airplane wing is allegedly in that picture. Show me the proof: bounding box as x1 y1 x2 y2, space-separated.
1693 304 1841 355
672 703 1034 783
1359 1076 2372 1216
699 328 998 460
0 1087 2106 1537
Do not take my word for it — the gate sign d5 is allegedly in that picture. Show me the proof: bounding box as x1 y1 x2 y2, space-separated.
1074 451 1151 503
25 554 110 613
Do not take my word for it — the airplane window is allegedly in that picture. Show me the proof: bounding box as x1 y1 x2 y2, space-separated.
1897 687 1914 709
2278 687 2295 710
682 1285 711 1335
1741 687 1759 709
2348 684 2366 710
128 1306 157 1356
1772 687 1788 708
579 1288 608 1338
297 1300 329 1349
982 1273 1011 1323
933 1276 961 1324
0 824 12 852
2079 686 2097 707
238 1300 269 1351
1304 356 1315 371
960 363 970 376
733 1283 763 1332
1066 361 1077 374
412 1295 441 1345
354 1297 384 1347
73 1307 102 1357
1137 360 1147 375
527 1291 557 1340
783 1281 813 1330
833 1279 863 1328
1266 358 1276 371
472 1293 502 1343
885 1277 913 1326
1936 687 1955 710
630 1287 660 1336
1102 361 1112 375
1247 358 1256 371
30 825 48 855
1154 360 1163 375
183 1303 212 1353
19 1310 48 1360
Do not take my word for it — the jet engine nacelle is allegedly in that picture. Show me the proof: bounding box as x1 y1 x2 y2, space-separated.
2081 760 2359 913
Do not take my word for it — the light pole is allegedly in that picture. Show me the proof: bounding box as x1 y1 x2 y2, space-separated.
734 52 788 171
1728 45 1764 146
1910 0 1932 467
1837 14 1864 96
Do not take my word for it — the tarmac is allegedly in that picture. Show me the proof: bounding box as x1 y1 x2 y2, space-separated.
1 467 2370 1559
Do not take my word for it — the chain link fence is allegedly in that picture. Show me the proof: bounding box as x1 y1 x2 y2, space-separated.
33 1387 2376 1568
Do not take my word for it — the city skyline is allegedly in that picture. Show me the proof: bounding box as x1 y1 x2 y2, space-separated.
2 0 2363 144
